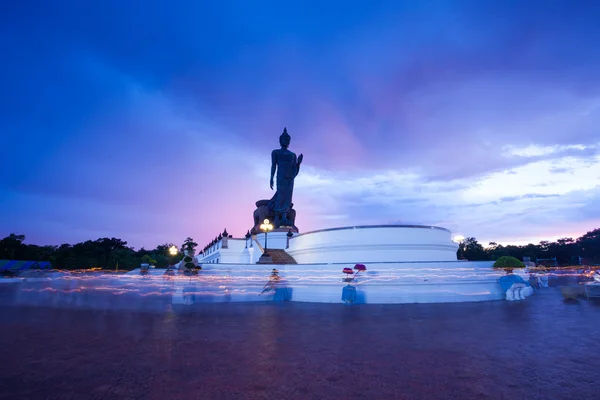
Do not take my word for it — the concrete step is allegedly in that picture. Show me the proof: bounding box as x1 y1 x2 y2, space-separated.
261 249 297 264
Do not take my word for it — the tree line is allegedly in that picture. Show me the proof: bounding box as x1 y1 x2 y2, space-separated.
458 228 600 265
0 234 184 270
1 227 600 269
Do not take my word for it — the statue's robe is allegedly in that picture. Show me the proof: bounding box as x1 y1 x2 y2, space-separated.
268 148 299 213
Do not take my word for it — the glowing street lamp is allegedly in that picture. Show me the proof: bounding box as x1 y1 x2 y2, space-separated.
168 245 178 256
452 235 466 260
260 218 274 254
452 235 465 243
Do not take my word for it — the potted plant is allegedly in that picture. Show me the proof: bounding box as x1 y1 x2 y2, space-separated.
260 269 290 301
181 237 201 274
342 264 367 303
140 255 157 275
493 256 525 274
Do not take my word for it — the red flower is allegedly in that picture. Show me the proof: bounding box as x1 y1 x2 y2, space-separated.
354 264 367 271
342 268 354 274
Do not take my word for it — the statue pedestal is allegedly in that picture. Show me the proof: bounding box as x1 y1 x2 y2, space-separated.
251 199 298 235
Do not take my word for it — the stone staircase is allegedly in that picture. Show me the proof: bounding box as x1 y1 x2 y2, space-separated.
263 249 298 264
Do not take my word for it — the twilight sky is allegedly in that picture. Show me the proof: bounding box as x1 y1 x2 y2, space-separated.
1 0 600 249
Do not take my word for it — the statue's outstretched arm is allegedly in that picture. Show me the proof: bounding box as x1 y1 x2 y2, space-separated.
295 153 303 177
270 150 277 190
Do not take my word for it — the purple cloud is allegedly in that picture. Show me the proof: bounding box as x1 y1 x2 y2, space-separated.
2 0 600 248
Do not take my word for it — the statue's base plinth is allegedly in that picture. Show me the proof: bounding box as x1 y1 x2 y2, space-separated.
251 226 299 235
273 227 298 233
251 199 298 235
257 253 273 264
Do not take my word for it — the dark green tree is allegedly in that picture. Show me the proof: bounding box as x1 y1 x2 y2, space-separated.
461 237 488 261
0 233 26 259
577 228 600 262
182 237 198 254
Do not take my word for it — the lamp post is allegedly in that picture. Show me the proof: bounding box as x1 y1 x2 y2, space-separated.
452 235 465 260
259 218 274 255
167 245 178 269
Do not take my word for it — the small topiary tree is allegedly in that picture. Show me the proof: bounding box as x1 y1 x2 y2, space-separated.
493 256 525 271
180 237 201 274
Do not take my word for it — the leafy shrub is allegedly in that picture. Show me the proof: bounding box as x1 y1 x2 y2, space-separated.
183 256 192 263
493 256 525 269
185 262 195 269
141 254 157 265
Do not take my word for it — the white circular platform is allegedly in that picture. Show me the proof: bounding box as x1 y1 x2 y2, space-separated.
287 225 459 264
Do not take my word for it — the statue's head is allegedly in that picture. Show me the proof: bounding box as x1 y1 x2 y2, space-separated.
279 127 291 148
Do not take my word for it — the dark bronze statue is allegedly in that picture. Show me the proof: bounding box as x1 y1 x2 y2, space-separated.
250 128 303 234
268 128 303 227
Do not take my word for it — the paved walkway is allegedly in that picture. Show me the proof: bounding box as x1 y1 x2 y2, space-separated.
1 287 599 399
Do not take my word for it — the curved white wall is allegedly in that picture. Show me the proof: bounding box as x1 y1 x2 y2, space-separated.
287 225 458 264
